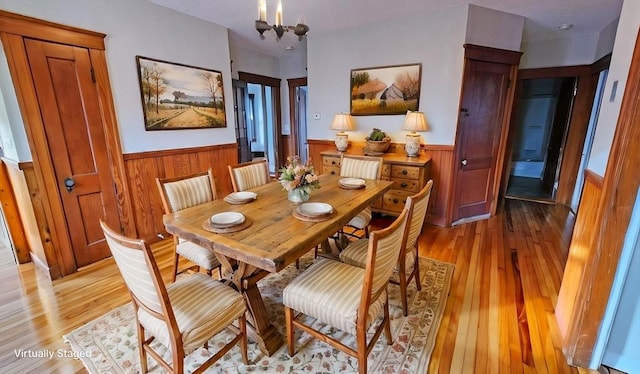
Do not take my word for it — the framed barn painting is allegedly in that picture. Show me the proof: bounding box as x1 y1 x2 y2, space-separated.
350 63 422 116
136 56 227 130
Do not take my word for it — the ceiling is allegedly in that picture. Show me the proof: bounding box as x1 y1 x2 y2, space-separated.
149 0 623 58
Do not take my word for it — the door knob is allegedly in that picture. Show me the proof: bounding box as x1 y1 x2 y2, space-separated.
64 177 76 192
461 159 468 166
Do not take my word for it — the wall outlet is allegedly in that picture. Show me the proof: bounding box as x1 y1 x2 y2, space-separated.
313 113 321 120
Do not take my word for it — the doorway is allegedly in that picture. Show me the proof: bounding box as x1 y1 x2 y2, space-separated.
237 72 283 175
506 77 577 203
294 85 308 162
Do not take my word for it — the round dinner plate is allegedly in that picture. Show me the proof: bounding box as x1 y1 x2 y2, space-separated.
230 191 257 200
211 212 245 226
297 202 333 217
339 178 366 187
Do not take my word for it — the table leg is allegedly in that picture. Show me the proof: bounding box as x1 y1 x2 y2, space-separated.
218 257 283 356
242 284 283 356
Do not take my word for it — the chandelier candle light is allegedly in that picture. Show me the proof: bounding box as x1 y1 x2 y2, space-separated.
330 113 356 152
256 0 310 41
402 110 429 157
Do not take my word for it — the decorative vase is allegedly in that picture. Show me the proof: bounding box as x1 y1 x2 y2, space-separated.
288 188 310 204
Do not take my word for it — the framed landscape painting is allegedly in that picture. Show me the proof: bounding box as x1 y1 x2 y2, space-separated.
350 63 422 116
136 56 226 130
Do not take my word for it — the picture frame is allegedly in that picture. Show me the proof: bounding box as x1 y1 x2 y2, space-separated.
136 56 227 130
350 63 422 116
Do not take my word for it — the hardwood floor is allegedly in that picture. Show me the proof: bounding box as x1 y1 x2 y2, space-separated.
0 200 592 373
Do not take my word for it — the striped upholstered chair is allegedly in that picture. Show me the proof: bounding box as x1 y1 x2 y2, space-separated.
283 208 409 374
339 154 383 239
100 221 248 374
228 159 271 192
156 169 220 282
340 180 434 316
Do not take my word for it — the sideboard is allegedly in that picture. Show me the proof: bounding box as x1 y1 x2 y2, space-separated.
320 151 432 216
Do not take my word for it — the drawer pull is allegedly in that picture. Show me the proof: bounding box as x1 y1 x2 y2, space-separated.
332 160 336 165
330 170 335 175
393 198 399 204
402 169 408 175
400 182 408 188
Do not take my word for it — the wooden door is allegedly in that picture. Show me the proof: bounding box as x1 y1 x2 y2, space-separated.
233 79 252 163
25 39 120 267
452 58 513 222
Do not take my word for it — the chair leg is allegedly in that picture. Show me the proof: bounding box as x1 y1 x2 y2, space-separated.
295 259 300 269
414 251 422 291
399 270 409 317
285 306 295 357
384 302 392 345
136 321 148 373
239 314 249 364
357 324 368 374
172 251 180 283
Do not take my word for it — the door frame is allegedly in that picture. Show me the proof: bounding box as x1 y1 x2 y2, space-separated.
0 11 134 277
448 44 522 226
238 71 283 172
287 77 307 159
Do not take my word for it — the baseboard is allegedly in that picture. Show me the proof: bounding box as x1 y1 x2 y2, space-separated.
29 251 54 281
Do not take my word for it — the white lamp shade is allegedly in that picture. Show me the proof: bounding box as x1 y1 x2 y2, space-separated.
402 111 429 133
330 113 356 132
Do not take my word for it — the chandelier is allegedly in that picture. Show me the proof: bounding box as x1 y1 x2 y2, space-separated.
255 0 310 41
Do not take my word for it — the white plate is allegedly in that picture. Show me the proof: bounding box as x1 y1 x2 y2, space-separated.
230 191 257 200
297 202 333 217
211 212 245 226
339 178 366 187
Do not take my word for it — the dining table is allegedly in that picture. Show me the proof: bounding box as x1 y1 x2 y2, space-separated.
163 173 393 356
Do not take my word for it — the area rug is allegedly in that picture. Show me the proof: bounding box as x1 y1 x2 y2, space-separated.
64 256 453 373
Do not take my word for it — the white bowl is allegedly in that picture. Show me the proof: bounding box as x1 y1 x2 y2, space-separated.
339 178 366 187
231 191 257 200
211 212 245 226
298 202 333 217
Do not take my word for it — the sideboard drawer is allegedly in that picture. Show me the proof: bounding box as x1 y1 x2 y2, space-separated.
390 165 421 180
322 156 341 168
392 178 420 193
382 190 412 212
322 165 340 175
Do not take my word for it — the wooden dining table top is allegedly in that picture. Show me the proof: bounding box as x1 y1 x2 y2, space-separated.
163 173 393 273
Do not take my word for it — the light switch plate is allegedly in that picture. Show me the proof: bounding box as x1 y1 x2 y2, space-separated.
313 113 321 120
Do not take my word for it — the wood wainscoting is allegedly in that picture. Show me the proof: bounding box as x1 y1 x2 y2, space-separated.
555 169 604 352
123 144 237 239
308 139 454 227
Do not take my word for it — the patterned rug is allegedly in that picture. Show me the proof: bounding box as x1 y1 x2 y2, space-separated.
64 256 453 373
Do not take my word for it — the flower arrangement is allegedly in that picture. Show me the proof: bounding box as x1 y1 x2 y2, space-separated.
278 156 320 193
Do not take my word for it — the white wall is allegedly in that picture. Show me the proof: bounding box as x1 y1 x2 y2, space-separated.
0 42 31 161
279 50 308 135
307 5 469 146
0 0 236 157
588 0 640 175
520 33 602 69
466 5 524 52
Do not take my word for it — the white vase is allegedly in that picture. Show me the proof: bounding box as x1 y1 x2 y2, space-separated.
288 189 310 204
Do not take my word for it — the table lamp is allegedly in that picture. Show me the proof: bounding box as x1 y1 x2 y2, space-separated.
402 111 429 157
330 113 356 152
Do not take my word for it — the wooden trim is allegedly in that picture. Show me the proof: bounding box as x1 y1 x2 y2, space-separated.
0 159 30 263
583 168 604 189
123 143 236 161
518 65 591 80
590 53 612 73
238 71 281 87
463 44 523 65
0 10 105 50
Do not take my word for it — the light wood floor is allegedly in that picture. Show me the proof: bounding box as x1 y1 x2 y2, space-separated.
0 199 595 373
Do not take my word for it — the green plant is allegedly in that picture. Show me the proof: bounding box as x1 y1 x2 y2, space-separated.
367 128 387 141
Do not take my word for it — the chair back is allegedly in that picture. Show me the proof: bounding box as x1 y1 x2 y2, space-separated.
340 154 383 180
404 180 433 251
228 160 270 192
362 208 409 303
100 221 171 319
156 169 216 213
